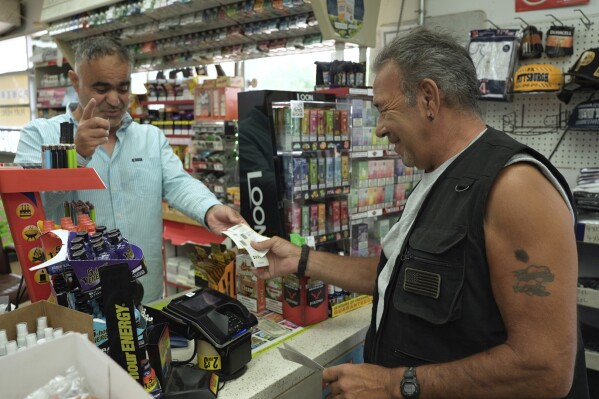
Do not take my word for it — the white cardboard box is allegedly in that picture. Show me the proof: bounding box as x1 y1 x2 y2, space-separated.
0 333 150 398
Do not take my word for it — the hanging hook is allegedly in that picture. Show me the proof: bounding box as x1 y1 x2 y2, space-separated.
484 19 501 29
545 14 564 26
574 9 593 29
514 17 530 29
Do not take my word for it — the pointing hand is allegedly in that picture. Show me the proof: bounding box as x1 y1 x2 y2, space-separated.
74 98 111 158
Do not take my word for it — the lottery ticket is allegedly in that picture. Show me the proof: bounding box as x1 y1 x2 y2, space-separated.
278 342 324 371
222 224 270 267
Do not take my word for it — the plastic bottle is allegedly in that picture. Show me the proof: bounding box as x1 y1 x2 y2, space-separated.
16 322 28 348
41 220 56 234
0 329 7 356
75 231 92 255
95 225 108 237
70 249 89 261
334 285 344 304
69 243 85 258
107 229 135 260
89 232 104 244
36 316 47 340
328 284 336 315
92 241 114 261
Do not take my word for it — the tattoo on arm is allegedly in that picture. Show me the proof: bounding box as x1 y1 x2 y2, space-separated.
512 249 554 297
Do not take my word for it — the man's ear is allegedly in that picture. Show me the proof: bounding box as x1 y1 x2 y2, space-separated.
68 70 78 90
419 78 441 116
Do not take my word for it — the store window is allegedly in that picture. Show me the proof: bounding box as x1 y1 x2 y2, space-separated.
244 47 363 92
0 36 29 74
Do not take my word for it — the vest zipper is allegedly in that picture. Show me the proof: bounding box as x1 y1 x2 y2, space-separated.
400 250 448 267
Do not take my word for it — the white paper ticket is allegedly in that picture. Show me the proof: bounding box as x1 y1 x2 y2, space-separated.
222 224 270 267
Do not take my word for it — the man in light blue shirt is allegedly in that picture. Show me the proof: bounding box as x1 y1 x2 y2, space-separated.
15 36 244 302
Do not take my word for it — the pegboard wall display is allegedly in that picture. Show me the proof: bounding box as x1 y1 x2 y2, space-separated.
478 12 599 170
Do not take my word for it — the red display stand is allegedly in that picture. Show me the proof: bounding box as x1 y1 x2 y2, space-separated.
162 219 224 247
0 168 105 302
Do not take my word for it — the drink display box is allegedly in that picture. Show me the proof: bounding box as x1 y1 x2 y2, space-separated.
33 229 147 300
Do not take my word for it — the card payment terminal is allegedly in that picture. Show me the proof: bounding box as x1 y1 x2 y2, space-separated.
162 288 258 349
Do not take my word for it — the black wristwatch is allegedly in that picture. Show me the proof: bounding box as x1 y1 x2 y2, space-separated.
400 367 420 398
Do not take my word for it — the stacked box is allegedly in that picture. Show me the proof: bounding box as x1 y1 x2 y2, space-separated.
310 204 319 236
265 277 283 314
325 109 334 141
236 253 266 313
308 157 318 189
318 203 326 235
326 152 335 188
317 110 325 141
317 152 326 189
351 223 369 257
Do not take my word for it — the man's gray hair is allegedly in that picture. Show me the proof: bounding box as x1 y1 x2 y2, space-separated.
73 36 132 70
373 27 481 115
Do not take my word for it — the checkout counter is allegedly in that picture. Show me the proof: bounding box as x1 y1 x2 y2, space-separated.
170 304 372 399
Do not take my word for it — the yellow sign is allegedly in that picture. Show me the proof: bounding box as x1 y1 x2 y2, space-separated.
22 225 41 241
198 355 221 371
34 268 50 284
28 247 45 264
16 203 35 219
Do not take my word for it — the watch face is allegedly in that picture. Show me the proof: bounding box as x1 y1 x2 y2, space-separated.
404 383 417 395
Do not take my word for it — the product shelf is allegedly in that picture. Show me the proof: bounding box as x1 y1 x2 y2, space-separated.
141 100 194 106
576 287 599 371
349 205 405 224
577 286 599 310
330 295 372 318
586 350 599 372
290 139 350 152
0 168 105 193
575 221 599 244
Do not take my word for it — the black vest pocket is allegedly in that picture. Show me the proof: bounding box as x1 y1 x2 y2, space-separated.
393 225 467 325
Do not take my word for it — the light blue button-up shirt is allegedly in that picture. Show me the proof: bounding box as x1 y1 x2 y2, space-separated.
15 104 221 302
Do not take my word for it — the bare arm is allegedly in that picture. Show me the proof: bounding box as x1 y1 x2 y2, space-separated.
324 163 578 398
251 237 379 295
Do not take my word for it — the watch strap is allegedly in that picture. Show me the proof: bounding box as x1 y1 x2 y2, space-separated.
296 244 309 278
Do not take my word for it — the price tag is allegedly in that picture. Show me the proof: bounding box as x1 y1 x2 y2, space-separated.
584 223 599 244
198 355 221 371
290 100 304 118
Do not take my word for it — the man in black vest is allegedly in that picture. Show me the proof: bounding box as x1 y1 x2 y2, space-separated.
252 27 588 398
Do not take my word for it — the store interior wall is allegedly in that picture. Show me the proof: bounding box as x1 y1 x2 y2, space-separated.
370 0 597 189
425 0 595 24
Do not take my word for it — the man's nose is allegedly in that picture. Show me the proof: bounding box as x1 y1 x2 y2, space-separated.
375 120 387 138
106 90 120 106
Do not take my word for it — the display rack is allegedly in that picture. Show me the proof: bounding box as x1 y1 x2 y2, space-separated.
577 285 599 372
0 168 106 302
272 99 351 246
482 13 599 169
319 87 422 257
190 120 239 204
44 0 333 72
33 60 73 119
